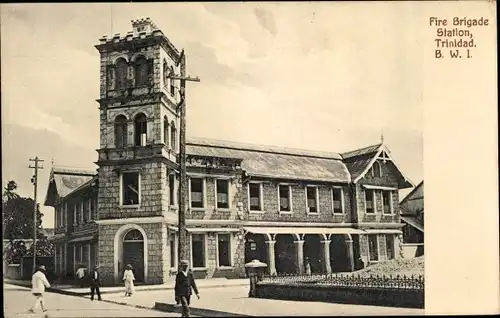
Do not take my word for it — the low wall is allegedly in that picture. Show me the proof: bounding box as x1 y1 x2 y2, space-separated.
4 264 22 279
255 283 424 309
402 244 424 259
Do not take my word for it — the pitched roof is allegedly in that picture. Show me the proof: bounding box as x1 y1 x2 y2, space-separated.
342 143 383 181
401 216 424 233
341 143 382 159
400 181 424 215
342 143 414 188
186 138 350 183
44 166 97 206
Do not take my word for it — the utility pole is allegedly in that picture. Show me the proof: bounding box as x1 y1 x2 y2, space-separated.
170 49 200 266
29 157 44 272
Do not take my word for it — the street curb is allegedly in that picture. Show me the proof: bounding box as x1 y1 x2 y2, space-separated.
155 302 254 317
4 279 249 296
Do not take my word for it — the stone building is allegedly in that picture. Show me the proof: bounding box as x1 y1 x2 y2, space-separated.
44 18 415 285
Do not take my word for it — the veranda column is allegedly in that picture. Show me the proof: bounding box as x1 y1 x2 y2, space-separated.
321 240 332 274
345 239 355 272
294 240 305 274
265 240 277 276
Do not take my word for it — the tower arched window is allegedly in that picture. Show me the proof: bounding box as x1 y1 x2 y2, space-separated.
170 121 176 151
169 66 176 96
163 60 169 89
163 116 169 146
134 113 148 146
373 161 382 177
115 58 128 89
114 115 128 148
134 56 150 87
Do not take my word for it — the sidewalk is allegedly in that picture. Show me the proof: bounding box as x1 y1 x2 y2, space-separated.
91 285 424 317
4 277 249 296
5 279 424 316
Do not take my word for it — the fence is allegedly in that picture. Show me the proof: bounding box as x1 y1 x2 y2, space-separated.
256 273 424 308
261 273 425 290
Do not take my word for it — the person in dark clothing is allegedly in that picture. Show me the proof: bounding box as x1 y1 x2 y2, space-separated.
174 260 200 317
88 265 102 301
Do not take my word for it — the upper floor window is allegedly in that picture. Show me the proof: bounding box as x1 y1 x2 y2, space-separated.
115 58 128 90
90 197 97 219
163 116 169 146
114 115 128 148
74 203 81 225
278 184 292 212
169 173 176 206
83 199 90 222
332 187 344 214
372 161 382 177
248 183 262 211
134 56 150 87
122 172 140 206
365 189 375 213
306 186 319 214
163 60 169 89
382 191 393 214
169 66 176 96
190 178 204 208
134 113 147 146
170 121 176 150
216 179 230 209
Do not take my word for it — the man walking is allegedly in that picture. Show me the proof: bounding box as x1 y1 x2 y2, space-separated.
88 265 102 301
174 260 200 317
29 265 51 314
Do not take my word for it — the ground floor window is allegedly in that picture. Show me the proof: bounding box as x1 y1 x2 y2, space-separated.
368 235 379 261
82 244 90 268
191 234 206 268
385 235 395 260
217 234 231 267
170 237 176 268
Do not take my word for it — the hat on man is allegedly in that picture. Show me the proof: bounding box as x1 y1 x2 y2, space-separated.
180 260 189 266
126 264 133 270
38 265 46 271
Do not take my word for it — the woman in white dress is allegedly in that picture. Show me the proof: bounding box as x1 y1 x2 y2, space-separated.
123 264 135 296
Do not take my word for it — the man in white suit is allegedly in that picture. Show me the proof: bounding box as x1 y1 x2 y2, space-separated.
29 265 51 314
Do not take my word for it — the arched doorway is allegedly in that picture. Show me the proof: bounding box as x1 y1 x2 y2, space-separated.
123 229 145 282
330 235 349 273
303 234 323 274
275 234 296 274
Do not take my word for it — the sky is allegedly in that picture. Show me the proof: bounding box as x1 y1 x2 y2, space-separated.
1 2 423 229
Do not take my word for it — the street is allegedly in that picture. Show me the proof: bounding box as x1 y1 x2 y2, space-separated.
3 284 179 318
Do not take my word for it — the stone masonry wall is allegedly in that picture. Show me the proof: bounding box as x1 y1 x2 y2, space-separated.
187 175 244 221
98 162 164 220
97 222 167 286
244 181 351 224
356 161 402 224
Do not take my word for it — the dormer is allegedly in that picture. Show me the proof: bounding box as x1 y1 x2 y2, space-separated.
131 17 157 36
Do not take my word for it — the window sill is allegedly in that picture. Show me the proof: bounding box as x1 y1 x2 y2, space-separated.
120 204 140 209
215 208 232 212
190 207 206 212
248 210 264 214
192 267 207 271
217 266 233 270
307 212 320 216
279 211 293 215
333 212 345 215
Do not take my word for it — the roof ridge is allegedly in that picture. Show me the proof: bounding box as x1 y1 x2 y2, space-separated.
341 143 383 158
187 137 342 160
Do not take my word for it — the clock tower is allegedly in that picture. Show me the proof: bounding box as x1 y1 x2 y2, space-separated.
94 18 181 284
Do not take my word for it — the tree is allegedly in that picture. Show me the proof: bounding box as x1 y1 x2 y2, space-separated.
3 180 20 202
2 180 43 240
